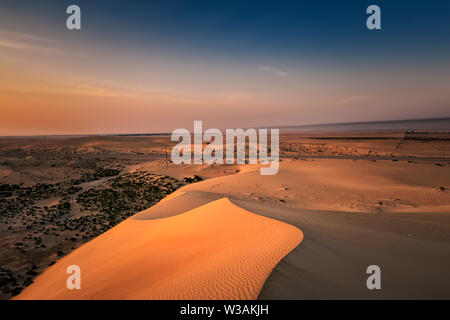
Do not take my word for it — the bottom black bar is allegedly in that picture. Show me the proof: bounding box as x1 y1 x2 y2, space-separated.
1 300 447 319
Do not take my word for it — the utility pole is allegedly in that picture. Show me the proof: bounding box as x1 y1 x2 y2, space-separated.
165 144 168 168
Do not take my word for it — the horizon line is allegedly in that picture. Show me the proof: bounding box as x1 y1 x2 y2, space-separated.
1 116 450 138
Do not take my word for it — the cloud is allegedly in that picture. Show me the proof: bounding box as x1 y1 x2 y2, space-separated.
257 66 288 77
0 29 62 53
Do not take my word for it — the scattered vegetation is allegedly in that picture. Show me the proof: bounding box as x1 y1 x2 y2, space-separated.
0 165 202 299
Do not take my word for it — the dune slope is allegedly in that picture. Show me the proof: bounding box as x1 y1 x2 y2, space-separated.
15 197 302 300
234 199 450 299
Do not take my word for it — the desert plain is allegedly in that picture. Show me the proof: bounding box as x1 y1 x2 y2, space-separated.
0 130 449 299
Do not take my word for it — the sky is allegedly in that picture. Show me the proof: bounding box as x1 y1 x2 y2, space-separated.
0 0 449 135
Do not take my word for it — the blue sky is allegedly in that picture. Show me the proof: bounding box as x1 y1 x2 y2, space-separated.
0 0 449 134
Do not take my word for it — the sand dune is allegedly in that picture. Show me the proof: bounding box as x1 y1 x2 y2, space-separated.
14 158 450 299
15 197 302 300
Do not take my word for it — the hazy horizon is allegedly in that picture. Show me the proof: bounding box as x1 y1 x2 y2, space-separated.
1 116 450 138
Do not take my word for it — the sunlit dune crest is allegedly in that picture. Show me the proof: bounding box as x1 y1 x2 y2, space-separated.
15 197 302 300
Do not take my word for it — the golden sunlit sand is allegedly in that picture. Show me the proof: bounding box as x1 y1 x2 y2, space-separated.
15 197 302 299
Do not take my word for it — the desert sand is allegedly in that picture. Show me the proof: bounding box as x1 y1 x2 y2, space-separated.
15 197 301 299
2 132 449 299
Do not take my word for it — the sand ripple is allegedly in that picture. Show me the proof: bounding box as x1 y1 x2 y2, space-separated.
16 197 302 300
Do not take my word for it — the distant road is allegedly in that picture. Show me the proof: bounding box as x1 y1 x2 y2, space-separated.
136 153 446 163
3 152 446 164
90 153 448 164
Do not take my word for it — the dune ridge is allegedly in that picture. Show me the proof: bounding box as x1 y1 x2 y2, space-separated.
15 197 302 300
